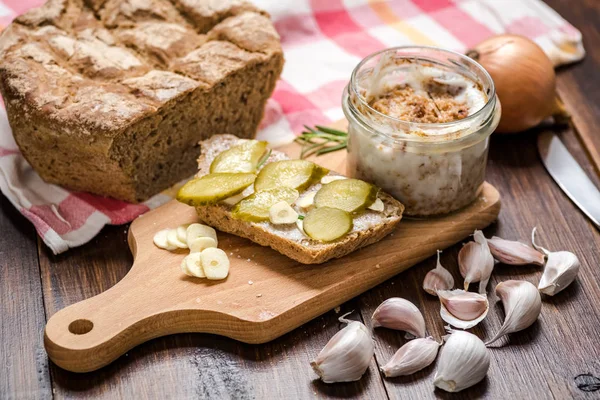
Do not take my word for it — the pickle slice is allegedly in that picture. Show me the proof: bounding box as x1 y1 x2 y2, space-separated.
254 160 329 192
314 179 378 213
232 187 299 222
210 140 269 173
177 173 256 206
303 207 353 242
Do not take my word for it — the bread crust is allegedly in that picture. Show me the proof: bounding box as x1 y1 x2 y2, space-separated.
0 0 283 202
192 135 404 264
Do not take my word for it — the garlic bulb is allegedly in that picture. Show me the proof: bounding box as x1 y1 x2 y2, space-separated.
458 230 494 294
485 280 541 346
433 330 490 392
487 236 545 266
532 227 581 296
423 250 454 296
380 337 440 378
311 313 374 383
438 289 489 330
372 298 426 338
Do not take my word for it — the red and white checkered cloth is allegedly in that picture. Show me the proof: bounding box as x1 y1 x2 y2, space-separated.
0 0 585 254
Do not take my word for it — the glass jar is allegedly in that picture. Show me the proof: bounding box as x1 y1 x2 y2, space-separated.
342 46 501 217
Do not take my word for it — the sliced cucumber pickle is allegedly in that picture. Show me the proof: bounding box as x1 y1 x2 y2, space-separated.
303 207 353 242
177 173 256 206
210 140 269 173
314 179 378 213
254 160 329 192
232 187 299 222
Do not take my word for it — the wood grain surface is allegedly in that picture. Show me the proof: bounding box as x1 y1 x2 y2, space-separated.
552 0 600 175
2 0 600 398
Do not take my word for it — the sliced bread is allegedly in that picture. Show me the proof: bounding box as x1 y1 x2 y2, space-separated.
188 134 404 264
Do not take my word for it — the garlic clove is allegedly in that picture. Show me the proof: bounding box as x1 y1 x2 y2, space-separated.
485 280 541 346
311 313 374 383
532 227 581 296
423 250 454 296
459 230 494 294
487 236 545 266
371 298 426 338
380 337 440 378
538 251 580 295
434 330 490 392
438 289 489 330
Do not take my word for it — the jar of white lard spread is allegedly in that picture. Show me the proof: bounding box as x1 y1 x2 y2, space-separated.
342 46 501 217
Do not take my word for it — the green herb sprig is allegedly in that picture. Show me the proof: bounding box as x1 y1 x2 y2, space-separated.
295 125 348 159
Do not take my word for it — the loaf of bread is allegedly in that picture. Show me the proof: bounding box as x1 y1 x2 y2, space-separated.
0 0 283 202
190 135 404 264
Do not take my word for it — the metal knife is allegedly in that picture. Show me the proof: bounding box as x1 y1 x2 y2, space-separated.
538 131 600 230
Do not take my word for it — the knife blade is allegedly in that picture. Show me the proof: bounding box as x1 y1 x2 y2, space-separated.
538 131 600 230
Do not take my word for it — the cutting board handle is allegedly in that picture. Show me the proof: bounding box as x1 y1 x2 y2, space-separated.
44 270 146 372
43 266 209 373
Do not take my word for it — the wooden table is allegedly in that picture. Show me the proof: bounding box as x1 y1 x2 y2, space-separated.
2 1 600 398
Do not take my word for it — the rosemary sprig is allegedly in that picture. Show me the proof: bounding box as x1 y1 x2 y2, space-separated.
295 125 348 159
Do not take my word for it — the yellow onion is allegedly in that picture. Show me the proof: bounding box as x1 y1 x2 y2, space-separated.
467 34 569 134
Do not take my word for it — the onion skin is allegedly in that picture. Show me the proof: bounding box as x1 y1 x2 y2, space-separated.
468 34 567 134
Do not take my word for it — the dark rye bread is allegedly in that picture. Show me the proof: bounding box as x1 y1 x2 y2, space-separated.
192 135 405 264
0 0 283 202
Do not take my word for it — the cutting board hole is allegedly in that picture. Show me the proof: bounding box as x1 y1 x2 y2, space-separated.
68 319 93 335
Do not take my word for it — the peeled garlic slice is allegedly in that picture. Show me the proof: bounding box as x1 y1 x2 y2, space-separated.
380 337 440 377
201 248 230 280
367 198 384 212
459 230 494 293
485 280 541 346
222 184 254 206
181 253 205 278
176 224 190 243
423 250 454 296
167 229 188 249
296 219 306 236
187 223 218 245
222 192 246 206
296 191 316 209
434 330 490 392
153 229 177 251
269 201 298 224
311 313 374 383
321 175 347 184
372 298 426 338
438 289 489 329
189 237 217 253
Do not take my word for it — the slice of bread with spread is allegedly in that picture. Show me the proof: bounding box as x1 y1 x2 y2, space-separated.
179 134 404 264
0 0 283 202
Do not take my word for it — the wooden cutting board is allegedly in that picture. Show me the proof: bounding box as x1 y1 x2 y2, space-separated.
44 132 501 373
